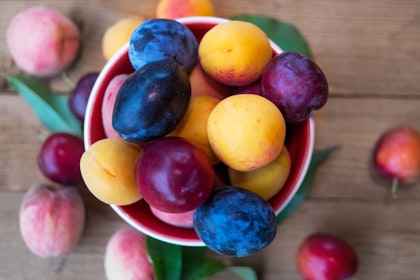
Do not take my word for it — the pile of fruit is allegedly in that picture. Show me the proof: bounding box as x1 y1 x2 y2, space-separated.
80 17 329 257
7 0 420 279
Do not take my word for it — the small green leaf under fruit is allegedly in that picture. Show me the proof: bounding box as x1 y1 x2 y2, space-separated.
277 145 340 224
7 75 83 138
146 236 183 280
230 266 258 280
232 15 313 58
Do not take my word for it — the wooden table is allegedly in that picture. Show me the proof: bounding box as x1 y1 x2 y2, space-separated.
2 0 420 279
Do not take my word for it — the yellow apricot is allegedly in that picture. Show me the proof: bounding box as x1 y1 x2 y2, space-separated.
228 146 291 200
156 0 214 20
207 94 286 171
199 20 272 86
102 17 143 61
80 138 142 205
168 95 220 164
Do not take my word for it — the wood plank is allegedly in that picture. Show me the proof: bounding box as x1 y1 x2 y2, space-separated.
2 189 420 279
2 93 420 199
312 97 420 200
2 0 420 279
2 0 420 96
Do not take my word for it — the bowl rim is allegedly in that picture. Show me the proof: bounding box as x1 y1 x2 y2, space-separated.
84 16 315 246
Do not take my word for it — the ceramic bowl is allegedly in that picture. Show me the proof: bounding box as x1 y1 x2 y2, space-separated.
84 16 315 246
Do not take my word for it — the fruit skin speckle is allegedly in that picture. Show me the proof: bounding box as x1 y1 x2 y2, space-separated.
6 6 80 78
193 186 277 257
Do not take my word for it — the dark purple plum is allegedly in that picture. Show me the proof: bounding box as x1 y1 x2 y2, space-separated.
112 59 191 144
135 137 214 213
261 52 328 123
37 132 85 185
193 186 277 257
129 18 198 73
68 72 99 121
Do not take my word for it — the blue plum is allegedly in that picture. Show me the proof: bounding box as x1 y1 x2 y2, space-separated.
129 18 198 73
193 186 277 257
112 59 191 144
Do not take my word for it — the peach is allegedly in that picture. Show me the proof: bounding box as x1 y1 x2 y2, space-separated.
80 138 142 205
101 73 129 139
150 206 194 228
207 94 286 171
19 183 85 258
168 95 220 164
104 227 154 280
189 63 232 100
198 20 272 86
228 146 291 200
102 17 143 61
156 0 214 20
6 6 80 78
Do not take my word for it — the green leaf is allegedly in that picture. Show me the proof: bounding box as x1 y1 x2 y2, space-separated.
232 15 313 58
276 145 340 224
194 257 227 279
7 75 82 137
146 236 183 280
230 266 258 280
180 247 206 280
180 246 227 280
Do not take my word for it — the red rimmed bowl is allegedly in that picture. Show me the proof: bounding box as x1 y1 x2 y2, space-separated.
84 16 315 246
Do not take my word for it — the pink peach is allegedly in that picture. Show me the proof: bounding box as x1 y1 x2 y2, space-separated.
19 183 85 258
190 63 232 100
104 227 155 280
156 0 215 20
101 74 129 139
6 6 80 78
150 206 194 228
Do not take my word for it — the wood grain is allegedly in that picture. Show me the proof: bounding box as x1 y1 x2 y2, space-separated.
1 0 420 279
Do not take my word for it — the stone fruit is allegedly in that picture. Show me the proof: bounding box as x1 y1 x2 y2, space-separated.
228 146 291 200
19 183 85 258
150 206 194 228
135 137 214 213
102 17 144 61
156 0 215 19
80 138 142 205
104 227 155 280
129 18 198 73
168 95 220 164
207 94 286 171
112 59 191 144
297 233 359 280
199 20 272 86
6 6 80 78
37 132 85 185
69 72 99 121
189 63 232 100
372 126 420 193
261 51 329 123
193 186 277 257
101 73 129 139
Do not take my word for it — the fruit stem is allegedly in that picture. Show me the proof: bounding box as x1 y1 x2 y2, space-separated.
391 177 399 198
62 72 76 89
